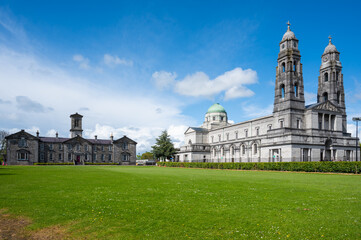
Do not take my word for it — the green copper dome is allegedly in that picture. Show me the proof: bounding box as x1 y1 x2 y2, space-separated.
207 103 226 113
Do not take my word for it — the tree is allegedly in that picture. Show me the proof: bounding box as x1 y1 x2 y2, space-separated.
151 130 176 161
0 130 9 164
141 152 154 160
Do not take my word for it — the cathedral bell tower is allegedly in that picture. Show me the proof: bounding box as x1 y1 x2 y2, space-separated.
70 113 83 138
273 22 305 128
317 36 347 131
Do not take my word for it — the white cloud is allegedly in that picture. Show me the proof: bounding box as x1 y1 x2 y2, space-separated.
83 124 188 153
224 85 254 100
46 129 57 137
0 46 192 149
152 71 177 90
103 54 133 67
304 91 317 105
228 120 235 124
347 123 361 140
167 124 188 148
73 54 90 69
241 103 273 118
174 67 258 99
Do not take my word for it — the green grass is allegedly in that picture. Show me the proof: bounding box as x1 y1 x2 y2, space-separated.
0 166 360 239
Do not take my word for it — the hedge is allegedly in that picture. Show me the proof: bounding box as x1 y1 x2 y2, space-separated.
34 162 120 165
84 162 119 165
157 161 361 174
34 163 74 165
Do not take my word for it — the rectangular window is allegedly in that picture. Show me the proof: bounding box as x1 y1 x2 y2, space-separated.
68 153 72 161
245 129 248 138
17 152 28 160
40 143 44 151
256 128 259 136
235 132 238 139
226 133 229 141
93 154 96 161
280 120 284 128
109 145 112 151
108 154 112 161
101 146 104 151
68 144 72 150
122 142 128 150
94 146 97 152
49 153 53 161
85 145 88 151
58 153 62 161
49 144 53 150
76 144 80 151
296 120 300 129
40 153 44 161
101 154 104 161
85 154 88 161
59 144 62 150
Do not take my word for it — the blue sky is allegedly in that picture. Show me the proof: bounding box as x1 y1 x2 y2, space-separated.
0 0 361 152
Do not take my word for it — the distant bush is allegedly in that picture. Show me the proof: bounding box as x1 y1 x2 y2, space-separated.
34 162 74 165
84 162 119 165
157 161 361 174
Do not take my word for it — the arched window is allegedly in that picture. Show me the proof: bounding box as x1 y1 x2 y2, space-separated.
213 148 216 157
336 71 339 81
242 145 246 155
231 146 234 156
253 144 258 154
221 147 224 156
188 140 192 145
293 61 297 72
280 84 285 98
282 62 286 72
294 83 298 97
324 72 328 82
323 92 328 102
337 91 341 104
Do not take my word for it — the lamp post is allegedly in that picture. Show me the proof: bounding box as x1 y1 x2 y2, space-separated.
352 117 361 161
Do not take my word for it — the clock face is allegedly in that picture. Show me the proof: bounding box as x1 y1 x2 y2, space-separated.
323 56 328 62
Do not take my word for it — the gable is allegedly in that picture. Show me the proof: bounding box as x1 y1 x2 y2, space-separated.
309 101 341 113
113 136 137 144
6 130 38 140
63 135 92 145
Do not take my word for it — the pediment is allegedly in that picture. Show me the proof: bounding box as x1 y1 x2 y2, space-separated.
312 101 341 113
63 135 91 145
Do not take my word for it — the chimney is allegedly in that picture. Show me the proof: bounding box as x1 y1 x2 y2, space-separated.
56 132 58 138
95 135 97 140
36 130 39 137
110 133 113 142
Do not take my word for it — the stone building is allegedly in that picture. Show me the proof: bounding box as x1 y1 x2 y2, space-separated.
6 113 137 165
176 23 358 162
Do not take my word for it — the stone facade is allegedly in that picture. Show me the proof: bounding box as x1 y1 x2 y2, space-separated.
176 23 358 163
5 113 137 165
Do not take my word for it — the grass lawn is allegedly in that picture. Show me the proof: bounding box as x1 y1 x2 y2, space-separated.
0 166 360 239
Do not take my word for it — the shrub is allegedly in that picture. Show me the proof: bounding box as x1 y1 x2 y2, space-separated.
157 161 361 174
34 162 74 165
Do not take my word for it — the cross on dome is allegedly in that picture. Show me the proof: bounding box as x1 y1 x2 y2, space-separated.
287 21 291 31
328 35 332 43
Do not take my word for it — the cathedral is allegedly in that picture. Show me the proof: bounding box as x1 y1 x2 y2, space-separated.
176 23 358 163
5 113 137 165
